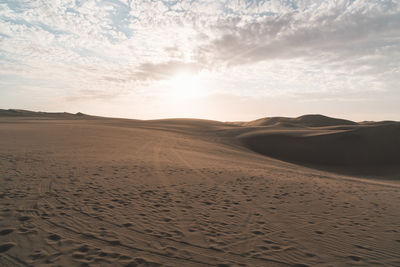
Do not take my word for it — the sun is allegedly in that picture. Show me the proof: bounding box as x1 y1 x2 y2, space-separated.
166 72 203 102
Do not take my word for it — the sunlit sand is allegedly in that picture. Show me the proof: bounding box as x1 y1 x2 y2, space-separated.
0 110 399 266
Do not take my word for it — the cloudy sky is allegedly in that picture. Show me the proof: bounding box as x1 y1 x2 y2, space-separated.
1 0 399 121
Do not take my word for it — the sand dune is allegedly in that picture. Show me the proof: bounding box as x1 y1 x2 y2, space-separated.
0 112 399 266
235 114 357 127
239 123 400 166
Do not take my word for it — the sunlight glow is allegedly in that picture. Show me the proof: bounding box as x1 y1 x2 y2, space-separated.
166 72 203 102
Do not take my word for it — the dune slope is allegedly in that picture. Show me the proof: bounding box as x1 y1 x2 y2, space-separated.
239 123 400 166
0 114 399 266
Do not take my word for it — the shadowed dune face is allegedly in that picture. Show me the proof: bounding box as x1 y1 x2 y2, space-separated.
229 114 400 178
239 124 400 166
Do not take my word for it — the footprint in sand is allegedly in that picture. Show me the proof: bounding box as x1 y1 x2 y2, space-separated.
348 255 362 262
18 215 31 222
31 250 48 260
108 240 121 246
76 245 90 253
0 243 15 253
48 233 62 241
72 252 86 259
252 230 263 235
263 239 274 244
0 228 14 235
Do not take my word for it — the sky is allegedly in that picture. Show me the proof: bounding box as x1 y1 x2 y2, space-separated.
0 0 399 121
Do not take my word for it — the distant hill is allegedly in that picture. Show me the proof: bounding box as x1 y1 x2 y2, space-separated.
0 109 90 118
240 114 357 127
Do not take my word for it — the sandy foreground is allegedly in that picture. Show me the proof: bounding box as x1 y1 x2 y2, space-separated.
0 114 399 266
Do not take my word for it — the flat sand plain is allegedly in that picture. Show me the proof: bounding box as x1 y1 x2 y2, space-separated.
0 113 399 266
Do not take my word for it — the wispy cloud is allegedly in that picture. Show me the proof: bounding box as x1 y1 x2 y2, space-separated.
135 61 203 81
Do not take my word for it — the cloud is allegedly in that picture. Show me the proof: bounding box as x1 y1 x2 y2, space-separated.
134 61 203 81
195 0 400 70
0 0 399 116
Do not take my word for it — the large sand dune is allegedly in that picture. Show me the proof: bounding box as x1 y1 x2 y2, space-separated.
239 123 400 166
0 110 399 266
234 114 357 127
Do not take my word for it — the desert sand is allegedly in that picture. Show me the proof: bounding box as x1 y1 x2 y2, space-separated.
0 110 399 266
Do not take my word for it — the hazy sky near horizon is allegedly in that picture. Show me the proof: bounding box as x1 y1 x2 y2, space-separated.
1 0 399 121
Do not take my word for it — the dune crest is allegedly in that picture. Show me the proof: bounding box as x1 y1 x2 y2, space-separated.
237 114 357 127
